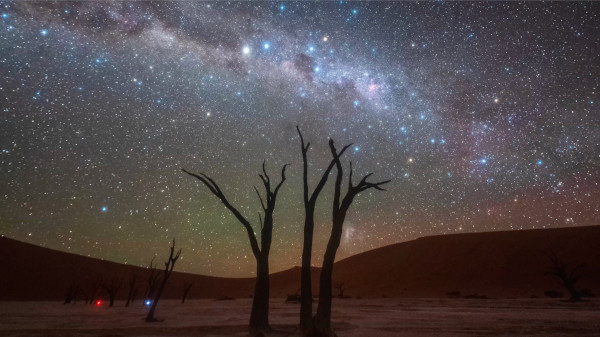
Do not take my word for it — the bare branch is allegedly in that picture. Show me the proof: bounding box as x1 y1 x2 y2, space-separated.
273 163 290 197
183 168 261 259
253 186 267 211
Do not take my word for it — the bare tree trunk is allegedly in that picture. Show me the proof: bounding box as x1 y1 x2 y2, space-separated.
64 284 79 304
250 257 270 334
182 282 193 303
542 250 585 302
313 140 389 336
146 240 181 322
296 127 351 334
183 162 287 336
125 274 137 307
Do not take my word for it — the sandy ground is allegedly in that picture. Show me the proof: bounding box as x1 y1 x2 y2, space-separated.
0 298 599 336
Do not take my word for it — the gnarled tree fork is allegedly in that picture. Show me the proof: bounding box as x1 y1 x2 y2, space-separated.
182 161 289 335
146 239 181 322
296 126 351 333
312 140 390 337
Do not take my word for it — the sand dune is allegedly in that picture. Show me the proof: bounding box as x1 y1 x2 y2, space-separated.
1 226 599 301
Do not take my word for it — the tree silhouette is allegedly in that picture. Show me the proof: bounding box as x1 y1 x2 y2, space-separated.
334 282 346 299
312 141 389 336
144 256 161 305
125 274 138 307
296 127 351 333
542 250 585 302
64 283 79 304
146 239 181 322
102 277 121 307
83 277 101 305
182 281 194 303
183 160 288 335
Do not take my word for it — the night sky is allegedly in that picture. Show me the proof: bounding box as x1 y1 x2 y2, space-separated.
1 1 598 277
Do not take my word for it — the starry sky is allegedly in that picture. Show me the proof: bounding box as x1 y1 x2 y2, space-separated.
1 1 599 277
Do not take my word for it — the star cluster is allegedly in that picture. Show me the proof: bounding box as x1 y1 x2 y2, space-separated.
1 1 598 276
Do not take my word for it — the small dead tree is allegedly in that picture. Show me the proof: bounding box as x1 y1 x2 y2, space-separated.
542 250 585 302
183 160 288 335
144 256 161 304
182 281 194 303
84 277 102 304
296 127 351 333
313 140 389 336
102 277 121 307
146 239 181 322
334 282 346 299
125 274 138 307
64 283 80 304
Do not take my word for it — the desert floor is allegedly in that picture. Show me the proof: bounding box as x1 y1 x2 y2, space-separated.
0 298 599 336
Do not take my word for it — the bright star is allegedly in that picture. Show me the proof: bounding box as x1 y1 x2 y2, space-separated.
242 46 251 55
40 29 48 36
263 42 270 50
101 206 108 212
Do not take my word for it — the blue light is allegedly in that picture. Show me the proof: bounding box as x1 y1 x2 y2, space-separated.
95 58 101 64
537 160 543 166
2 13 9 19
101 206 108 212
314 66 320 72
430 138 436 144
353 100 360 107
263 42 270 50
480 158 487 164
354 146 360 152
40 29 48 36
352 9 358 14
279 4 285 11
145 300 152 306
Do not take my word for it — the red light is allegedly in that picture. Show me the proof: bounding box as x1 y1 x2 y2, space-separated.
96 300 102 306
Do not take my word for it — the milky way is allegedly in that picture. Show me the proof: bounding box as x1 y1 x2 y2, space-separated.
1 1 598 276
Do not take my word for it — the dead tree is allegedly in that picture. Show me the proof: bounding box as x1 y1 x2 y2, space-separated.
296 127 351 333
334 282 346 299
182 281 194 303
542 250 585 302
125 274 138 307
102 277 121 307
144 256 161 304
313 140 389 336
64 283 80 304
146 239 181 322
183 160 288 335
84 277 102 304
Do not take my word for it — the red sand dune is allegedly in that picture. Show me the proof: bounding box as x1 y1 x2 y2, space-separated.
1 226 599 301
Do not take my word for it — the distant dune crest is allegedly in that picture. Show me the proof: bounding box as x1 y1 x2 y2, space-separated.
2 225 599 301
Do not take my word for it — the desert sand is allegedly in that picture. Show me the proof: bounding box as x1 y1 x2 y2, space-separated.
0 298 599 336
